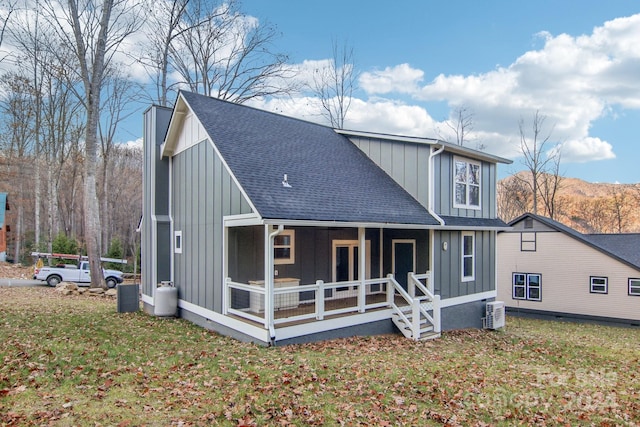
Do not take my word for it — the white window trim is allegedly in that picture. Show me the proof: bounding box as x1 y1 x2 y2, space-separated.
628 278 640 296
274 229 295 265
512 272 542 301
453 157 481 210
512 273 526 300
461 231 475 282
174 230 182 254
526 273 542 301
590 276 608 294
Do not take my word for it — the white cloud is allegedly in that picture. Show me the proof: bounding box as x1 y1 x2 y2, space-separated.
349 14 640 164
359 64 424 95
345 98 438 136
559 137 615 163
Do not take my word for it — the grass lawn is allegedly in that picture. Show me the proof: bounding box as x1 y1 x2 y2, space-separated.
1 287 639 426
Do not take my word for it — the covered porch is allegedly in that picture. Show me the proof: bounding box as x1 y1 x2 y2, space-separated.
222 217 441 344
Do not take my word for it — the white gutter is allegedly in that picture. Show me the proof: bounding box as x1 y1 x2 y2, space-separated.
428 146 446 226
265 224 284 343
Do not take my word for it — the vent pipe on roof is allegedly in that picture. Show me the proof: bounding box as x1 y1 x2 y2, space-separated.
282 174 292 188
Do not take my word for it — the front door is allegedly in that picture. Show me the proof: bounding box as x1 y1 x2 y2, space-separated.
332 240 370 298
393 239 416 291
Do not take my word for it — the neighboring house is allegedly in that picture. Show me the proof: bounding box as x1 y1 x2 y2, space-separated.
0 193 8 262
141 91 511 345
498 213 640 325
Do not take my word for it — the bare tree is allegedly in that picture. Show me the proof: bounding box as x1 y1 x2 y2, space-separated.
310 39 356 129
140 0 191 106
0 0 17 63
41 0 141 288
441 106 475 147
497 175 531 222
515 110 561 215
580 197 616 233
171 0 296 103
608 185 632 233
538 150 564 219
98 68 143 253
0 71 36 262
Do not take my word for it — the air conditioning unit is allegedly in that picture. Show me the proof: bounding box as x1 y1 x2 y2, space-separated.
484 301 505 330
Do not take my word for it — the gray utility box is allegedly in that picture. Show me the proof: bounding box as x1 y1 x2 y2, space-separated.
117 284 140 313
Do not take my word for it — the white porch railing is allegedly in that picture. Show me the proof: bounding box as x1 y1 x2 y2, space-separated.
224 273 440 340
225 277 390 328
387 272 441 340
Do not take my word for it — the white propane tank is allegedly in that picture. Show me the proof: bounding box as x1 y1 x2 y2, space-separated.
154 282 178 317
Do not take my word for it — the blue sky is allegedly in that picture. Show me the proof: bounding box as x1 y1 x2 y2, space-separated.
231 0 640 184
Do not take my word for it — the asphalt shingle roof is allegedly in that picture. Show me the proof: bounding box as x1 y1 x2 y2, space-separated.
180 91 440 226
586 234 640 268
439 216 508 228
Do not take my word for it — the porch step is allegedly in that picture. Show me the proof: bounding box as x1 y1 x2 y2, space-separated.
391 313 435 340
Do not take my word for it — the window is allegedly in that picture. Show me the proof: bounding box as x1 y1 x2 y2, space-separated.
174 230 182 254
454 158 481 209
520 232 536 251
629 279 640 296
590 276 608 294
461 232 475 281
512 273 542 301
274 230 295 265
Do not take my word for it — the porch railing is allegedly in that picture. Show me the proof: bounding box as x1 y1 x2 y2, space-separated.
224 273 440 340
225 277 390 329
387 272 441 340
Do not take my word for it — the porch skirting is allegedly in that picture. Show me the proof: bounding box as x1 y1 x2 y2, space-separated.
144 300 399 346
144 295 499 345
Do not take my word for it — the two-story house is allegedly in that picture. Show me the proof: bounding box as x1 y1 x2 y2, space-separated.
141 91 511 345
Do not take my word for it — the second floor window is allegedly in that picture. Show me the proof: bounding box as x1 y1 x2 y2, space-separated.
454 158 481 209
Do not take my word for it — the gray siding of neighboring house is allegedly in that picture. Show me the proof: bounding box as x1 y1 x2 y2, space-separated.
432 230 496 299
433 151 497 219
348 136 431 209
172 141 253 313
142 106 173 299
508 217 557 232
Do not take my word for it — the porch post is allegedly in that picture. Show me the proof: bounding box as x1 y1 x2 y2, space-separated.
264 225 274 331
358 227 366 313
264 224 284 340
222 224 229 315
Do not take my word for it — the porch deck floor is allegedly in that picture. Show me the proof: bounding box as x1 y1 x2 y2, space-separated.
230 293 411 328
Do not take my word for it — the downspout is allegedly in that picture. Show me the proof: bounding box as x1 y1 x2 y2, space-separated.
428 145 446 227
265 224 284 345
428 146 445 307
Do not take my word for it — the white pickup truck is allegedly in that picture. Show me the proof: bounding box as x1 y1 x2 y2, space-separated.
34 261 124 288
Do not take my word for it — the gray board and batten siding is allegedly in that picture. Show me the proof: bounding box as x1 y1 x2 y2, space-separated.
172 141 253 313
348 135 498 219
141 106 172 299
433 151 497 219
348 135 431 209
227 227 430 286
432 230 496 298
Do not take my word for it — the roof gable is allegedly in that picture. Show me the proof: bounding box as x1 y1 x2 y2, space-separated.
174 91 439 226
509 213 640 270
